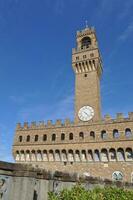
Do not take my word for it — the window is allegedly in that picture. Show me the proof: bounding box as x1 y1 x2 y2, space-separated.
112 171 123 181
125 128 132 138
94 150 100 161
33 190 38 200
35 135 38 142
84 74 87 77
69 133 73 140
117 148 125 161
90 53 94 57
27 135 30 142
125 148 132 160
109 149 116 161
76 56 79 60
43 134 47 141
79 132 84 139
101 130 107 139
83 55 86 59
113 129 120 138
19 136 22 142
101 149 108 162
81 37 91 49
52 134 56 141
90 131 95 139
61 133 65 140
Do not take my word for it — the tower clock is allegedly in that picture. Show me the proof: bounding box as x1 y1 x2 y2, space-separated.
72 26 102 122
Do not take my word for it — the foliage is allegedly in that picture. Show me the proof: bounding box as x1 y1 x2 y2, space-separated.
48 184 133 200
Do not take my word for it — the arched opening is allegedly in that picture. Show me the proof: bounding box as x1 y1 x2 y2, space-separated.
61 133 65 141
62 149 67 162
117 148 125 161
15 151 20 161
75 150 80 162
35 135 38 142
26 135 30 142
88 150 93 161
55 150 60 161
68 150 74 162
113 129 120 138
33 190 38 200
49 150 54 161
81 150 87 162
69 133 73 140
90 131 95 139
36 150 42 161
52 134 56 141
94 149 100 161
125 128 132 138
81 37 91 49
109 148 117 161
112 171 123 181
79 132 84 139
101 149 108 162
25 150 30 162
101 130 107 139
20 150 25 161
125 148 132 161
31 150 36 161
19 135 22 142
43 134 47 141
42 150 48 161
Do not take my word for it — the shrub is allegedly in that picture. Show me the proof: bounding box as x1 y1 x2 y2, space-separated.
48 184 133 200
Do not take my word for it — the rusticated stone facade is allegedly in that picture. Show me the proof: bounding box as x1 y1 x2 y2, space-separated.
12 26 133 183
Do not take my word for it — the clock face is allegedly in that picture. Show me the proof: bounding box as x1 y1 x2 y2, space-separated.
78 106 94 121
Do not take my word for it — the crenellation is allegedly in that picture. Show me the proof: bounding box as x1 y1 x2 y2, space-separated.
30 121 36 129
104 114 112 121
55 119 62 127
47 120 53 127
16 123 21 130
24 122 29 129
129 112 133 120
116 113 124 120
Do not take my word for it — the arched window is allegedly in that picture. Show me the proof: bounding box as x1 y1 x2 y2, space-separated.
109 148 117 161
88 150 93 161
19 136 22 142
112 171 123 181
31 150 36 161
69 133 73 140
90 131 95 139
26 135 30 142
81 150 87 162
125 128 132 138
49 150 54 161
43 134 47 141
81 37 91 49
94 149 100 161
62 149 67 162
101 130 107 139
61 133 65 140
42 150 48 161
79 132 84 139
75 150 80 162
36 150 42 161
25 150 30 162
52 134 56 141
117 148 125 161
20 150 25 161
101 149 108 162
125 148 132 161
35 135 38 142
15 151 20 161
55 150 60 161
68 150 74 162
113 129 120 138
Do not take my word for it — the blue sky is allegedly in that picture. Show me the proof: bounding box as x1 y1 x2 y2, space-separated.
0 0 133 162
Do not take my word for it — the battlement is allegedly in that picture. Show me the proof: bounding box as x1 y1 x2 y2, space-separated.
76 27 95 38
16 112 133 130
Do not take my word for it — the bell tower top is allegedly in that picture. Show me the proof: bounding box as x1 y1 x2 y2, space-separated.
72 26 103 123
72 26 102 77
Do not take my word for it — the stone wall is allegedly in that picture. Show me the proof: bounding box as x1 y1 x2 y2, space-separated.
0 161 133 200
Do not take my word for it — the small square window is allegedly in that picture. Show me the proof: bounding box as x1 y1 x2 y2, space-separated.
83 55 87 59
76 56 79 60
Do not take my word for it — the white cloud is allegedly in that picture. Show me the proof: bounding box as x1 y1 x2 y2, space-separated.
119 21 133 41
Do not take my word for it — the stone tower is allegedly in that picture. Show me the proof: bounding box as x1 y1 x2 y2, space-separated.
72 27 102 123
